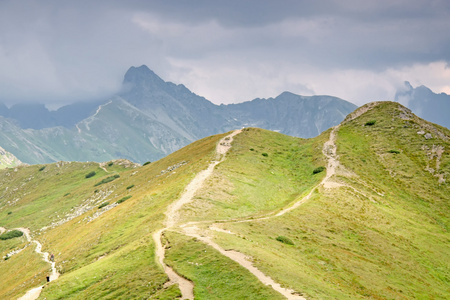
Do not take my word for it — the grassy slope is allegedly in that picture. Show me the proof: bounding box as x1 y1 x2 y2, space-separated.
0 133 224 299
0 102 448 299
180 128 326 222
207 102 449 299
164 231 285 300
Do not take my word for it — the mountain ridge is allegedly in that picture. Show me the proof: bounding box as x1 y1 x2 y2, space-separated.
0 101 448 299
0 65 357 165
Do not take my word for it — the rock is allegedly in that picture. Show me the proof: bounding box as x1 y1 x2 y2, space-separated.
425 133 432 139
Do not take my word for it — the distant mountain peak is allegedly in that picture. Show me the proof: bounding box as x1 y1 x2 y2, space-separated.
122 65 165 89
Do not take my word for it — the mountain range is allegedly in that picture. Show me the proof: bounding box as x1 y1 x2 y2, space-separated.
0 65 357 165
0 102 448 299
395 81 450 129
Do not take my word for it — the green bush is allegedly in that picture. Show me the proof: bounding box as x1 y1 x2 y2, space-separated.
108 162 114 167
85 171 96 178
249 148 254 151
98 202 109 209
0 230 24 240
94 175 120 186
276 236 294 245
64 193 70 197
7 212 12 215
126 184 135 190
262 152 268 157
313 166 326 174
117 195 132 204
388 149 400 154
143 161 151 166
38 166 46 171
365 120 376 126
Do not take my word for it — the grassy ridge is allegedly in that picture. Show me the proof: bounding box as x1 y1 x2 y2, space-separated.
0 103 448 299
208 103 449 299
36 133 225 299
0 133 225 298
180 128 326 222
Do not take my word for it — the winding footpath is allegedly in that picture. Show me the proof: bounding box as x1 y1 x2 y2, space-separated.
154 130 308 299
177 124 347 299
14 228 59 300
152 130 242 299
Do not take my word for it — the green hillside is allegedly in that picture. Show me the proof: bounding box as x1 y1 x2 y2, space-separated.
0 102 448 299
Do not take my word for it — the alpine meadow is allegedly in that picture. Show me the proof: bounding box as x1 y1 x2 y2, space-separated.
0 101 448 299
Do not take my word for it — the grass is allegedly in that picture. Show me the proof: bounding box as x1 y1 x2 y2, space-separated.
164 231 285 299
0 131 226 299
208 103 450 299
1 103 448 299
0 246 49 299
180 128 326 222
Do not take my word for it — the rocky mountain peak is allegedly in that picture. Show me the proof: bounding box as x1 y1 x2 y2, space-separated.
122 65 165 90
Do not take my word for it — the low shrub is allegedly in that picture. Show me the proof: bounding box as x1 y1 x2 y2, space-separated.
313 166 326 174
98 202 109 209
64 193 70 197
388 149 400 154
0 230 24 240
249 148 254 151
126 184 135 190
143 161 151 166
276 236 294 245
108 162 114 167
262 152 268 157
117 195 132 204
365 120 376 126
94 174 120 186
85 171 96 178
7 212 12 215
39 166 46 171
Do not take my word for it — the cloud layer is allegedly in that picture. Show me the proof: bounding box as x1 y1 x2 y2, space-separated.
0 0 449 107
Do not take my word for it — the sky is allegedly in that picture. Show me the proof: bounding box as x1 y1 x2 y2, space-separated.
0 0 449 108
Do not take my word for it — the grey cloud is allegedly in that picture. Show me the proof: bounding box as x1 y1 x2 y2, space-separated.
0 0 449 106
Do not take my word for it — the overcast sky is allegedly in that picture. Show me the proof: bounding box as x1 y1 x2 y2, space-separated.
0 0 449 108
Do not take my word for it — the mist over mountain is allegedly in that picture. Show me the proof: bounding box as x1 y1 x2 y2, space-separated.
0 101 103 130
395 81 450 129
0 65 357 165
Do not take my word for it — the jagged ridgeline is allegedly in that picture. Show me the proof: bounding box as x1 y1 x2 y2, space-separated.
0 65 357 165
0 102 449 299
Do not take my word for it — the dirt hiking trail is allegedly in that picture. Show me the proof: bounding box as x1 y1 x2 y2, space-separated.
15 227 59 300
153 130 241 299
154 130 308 299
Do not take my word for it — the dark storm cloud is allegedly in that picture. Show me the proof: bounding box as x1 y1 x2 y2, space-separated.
0 0 449 106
